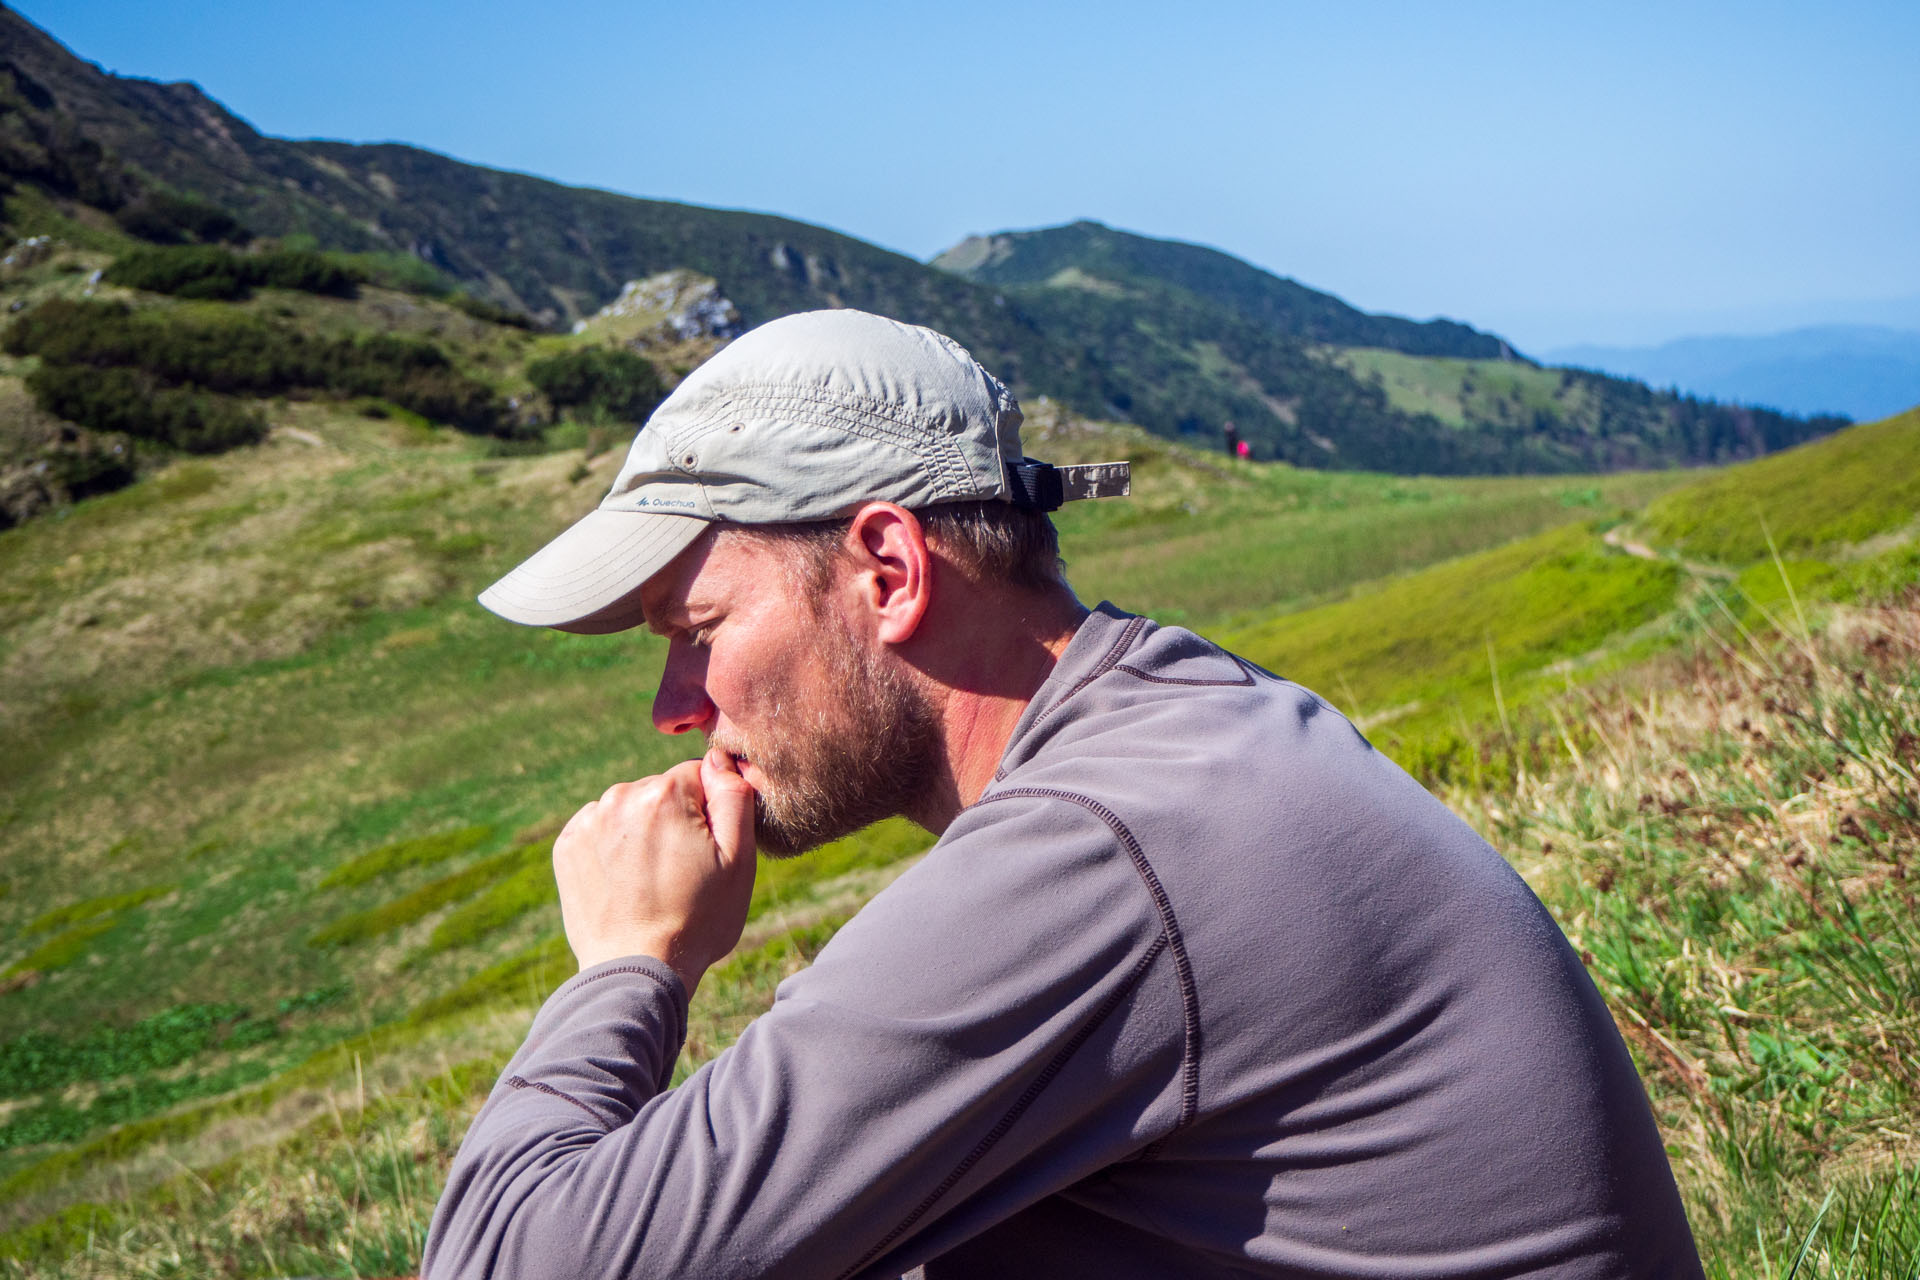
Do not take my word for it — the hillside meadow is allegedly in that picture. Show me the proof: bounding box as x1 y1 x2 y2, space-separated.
0 351 1916 1274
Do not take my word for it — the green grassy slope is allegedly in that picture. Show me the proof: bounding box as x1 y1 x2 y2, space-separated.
1224 522 1682 766
1476 613 1920 1277
1029 402 1685 624
1636 404 1920 562
0 374 1701 1231
1214 404 1920 776
1330 346 1592 426
0 385 1914 1271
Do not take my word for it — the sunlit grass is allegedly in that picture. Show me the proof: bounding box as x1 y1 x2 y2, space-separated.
0 392 1915 1272
1454 600 1920 1276
1638 406 1920 563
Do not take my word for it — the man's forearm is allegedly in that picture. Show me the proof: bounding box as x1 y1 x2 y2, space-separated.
421 956 688 1280
419 793 1181 1280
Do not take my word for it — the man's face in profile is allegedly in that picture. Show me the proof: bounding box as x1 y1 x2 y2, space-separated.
643 529 939 857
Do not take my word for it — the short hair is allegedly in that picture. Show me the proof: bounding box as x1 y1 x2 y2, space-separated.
723 501 1065 598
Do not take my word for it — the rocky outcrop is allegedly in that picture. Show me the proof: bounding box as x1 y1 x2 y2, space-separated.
572 270 742 344
1 235 55 272
0 420 135 528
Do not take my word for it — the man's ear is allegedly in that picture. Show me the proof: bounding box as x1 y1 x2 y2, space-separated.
843 502 931 646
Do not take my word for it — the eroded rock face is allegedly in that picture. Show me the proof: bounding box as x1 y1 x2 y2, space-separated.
1 235 55 272
572 270 743 343
0 377 137 528
0 426 136 528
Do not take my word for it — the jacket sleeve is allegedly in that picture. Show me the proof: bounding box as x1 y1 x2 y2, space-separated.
420 791 1190 1280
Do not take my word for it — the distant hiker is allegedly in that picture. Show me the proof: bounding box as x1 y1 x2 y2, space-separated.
1223 420 1240 457
1236 437 1252 460
426 310 1705 1279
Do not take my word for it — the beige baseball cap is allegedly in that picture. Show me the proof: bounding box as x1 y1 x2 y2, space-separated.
479 308 1130 633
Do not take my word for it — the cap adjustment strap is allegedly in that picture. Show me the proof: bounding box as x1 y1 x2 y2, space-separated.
1006 458 1133 511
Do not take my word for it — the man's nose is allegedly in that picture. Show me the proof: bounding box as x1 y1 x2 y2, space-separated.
652 641 716 736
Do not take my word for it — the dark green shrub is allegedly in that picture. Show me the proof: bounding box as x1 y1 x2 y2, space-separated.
252 249 362 298
386 365 505 434
450 291 537 329
343 250 453 296
113 189 250 245
527 346 664 422
103 246 252 299
6 299 511 439
103 245 364 300
36 427 136 502
26 364 266 453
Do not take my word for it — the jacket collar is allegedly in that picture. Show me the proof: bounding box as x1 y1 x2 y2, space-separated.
992 602 1147 779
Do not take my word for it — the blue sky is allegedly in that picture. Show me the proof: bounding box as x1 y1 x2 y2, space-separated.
17 0 1920 350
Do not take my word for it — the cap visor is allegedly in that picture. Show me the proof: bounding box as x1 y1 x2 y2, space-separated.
477 509 708 634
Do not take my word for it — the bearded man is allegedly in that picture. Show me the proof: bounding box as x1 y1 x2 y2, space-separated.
423 310 1703 1279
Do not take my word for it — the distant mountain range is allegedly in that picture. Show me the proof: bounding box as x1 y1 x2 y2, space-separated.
0 5 1847 474
1547 326 1920 422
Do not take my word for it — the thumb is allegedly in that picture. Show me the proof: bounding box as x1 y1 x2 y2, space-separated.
700 746 757 862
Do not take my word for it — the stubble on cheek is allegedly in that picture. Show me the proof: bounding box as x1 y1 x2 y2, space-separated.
706 619 937 859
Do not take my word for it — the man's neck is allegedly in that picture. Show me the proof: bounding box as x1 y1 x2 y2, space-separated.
905 589 1088 833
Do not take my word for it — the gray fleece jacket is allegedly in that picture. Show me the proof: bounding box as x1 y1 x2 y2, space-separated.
423 604 1703 1279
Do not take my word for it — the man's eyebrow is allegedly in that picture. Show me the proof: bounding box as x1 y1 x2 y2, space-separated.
642 598 702 637
637 598 673 636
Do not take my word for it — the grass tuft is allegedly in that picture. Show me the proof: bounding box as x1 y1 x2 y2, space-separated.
419 858 554 957
23 886 171 936
308 840 549 949
1464 599 1920 1275
4 921 117 979
317 823 494 891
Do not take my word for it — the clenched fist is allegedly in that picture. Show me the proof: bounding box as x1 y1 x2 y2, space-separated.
553 746 759 992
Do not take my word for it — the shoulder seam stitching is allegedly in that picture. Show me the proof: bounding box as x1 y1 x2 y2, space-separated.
1112 660 1255 688
505 1075 614 1132
984 787 1202 1131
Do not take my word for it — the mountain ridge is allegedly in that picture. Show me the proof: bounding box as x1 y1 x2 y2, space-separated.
933 218 1515 361
927 218 1842 471
0 3 1847 475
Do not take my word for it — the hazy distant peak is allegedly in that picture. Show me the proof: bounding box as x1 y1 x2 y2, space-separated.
1546 325 1920 420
